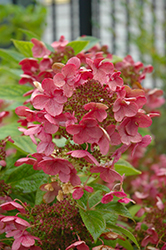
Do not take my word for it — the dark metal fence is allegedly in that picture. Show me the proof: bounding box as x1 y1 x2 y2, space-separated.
48 0 165 54
46 0 166 87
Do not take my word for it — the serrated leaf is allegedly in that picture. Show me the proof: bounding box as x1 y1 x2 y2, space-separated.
13 136 37 154
89 190 103 208
107 223 140 249
10 192 36 206
114 159 141 176
99 209 118 224
11 39 33 57
5 164 46 193
77 36 100 51
1 154 23 182
0 84 31 101
0 123 21 140
79 209 106 242
0 49 24 63
14 172 45 193
67 40 89 54
96 201 133 220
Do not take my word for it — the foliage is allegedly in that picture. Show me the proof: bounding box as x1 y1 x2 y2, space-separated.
0 3 47 48
0 32 165 250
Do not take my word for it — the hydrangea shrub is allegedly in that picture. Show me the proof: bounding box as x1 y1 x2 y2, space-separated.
0 32 165 250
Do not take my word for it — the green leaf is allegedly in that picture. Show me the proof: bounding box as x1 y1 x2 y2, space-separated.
14 172 45 193
13 136 37 154
117 238 134 250
138 127 152 137
0 84 31 101
111 55 123 64
89 190 103 208
11 39 33 57
4 101 26 111
114 159 141 176
0 48 24 63
0 123 21 140
89 183 110 193
99 209 118 224
77 191 88 209
17 29 55 53
5 163 46 193
77 36 100 51
67 40 89 55
107 223 140 249
35 188 45 205
45 43 55 53
0 67 23 79
79 209 106 242
35 175 48 205
10 192 36 206
0 154 23 181
128 204 142 218
18 28 40 40
53 137 67 147
96 201 133 220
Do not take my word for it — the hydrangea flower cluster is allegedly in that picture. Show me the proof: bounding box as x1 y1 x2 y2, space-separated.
0 35 164 249
15 37 154 199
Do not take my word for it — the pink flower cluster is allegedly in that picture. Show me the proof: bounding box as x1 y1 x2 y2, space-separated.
14 36 156 203
0 201 41 250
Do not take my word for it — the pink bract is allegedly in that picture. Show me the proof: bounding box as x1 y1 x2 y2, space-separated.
32 78 67 117
31 38 51 58
66 240 89 250
83 102 108 122
66 118 103 145
0 201 25 214
90 165 122 183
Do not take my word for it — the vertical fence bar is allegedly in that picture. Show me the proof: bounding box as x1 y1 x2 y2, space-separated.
12 0 17 4
70 0 75 40
126 0 130 54
152 0 157 87
92 0 100 38
111 0 116 54
52 0 56 42
79 0 92 36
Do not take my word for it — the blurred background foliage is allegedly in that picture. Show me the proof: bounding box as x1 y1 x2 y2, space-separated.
0 2 47 48
0 1 47 87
